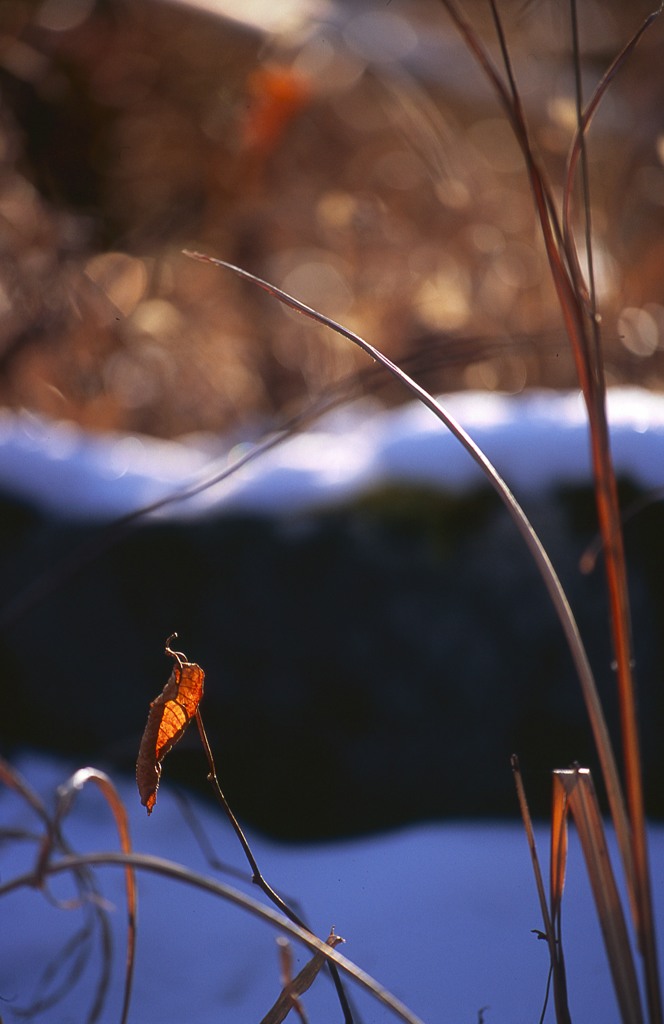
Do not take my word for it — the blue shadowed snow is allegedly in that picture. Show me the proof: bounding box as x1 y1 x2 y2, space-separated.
1 753 662 1024
1 389 664 520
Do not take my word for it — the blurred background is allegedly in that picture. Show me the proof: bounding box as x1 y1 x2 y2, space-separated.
0 0 663 439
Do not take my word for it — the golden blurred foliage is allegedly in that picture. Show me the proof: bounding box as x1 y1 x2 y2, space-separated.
0 0 663 437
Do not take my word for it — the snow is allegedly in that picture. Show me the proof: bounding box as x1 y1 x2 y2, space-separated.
1 387 664 1021
2 388 664 521
1 753 662 1024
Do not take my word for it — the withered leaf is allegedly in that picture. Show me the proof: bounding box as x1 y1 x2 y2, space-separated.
136 642 205 815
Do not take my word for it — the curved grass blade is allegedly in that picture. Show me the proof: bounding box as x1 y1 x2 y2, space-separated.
0 758 115 1023
56 768 137 1024
0 849 428 1024
183 249 628 881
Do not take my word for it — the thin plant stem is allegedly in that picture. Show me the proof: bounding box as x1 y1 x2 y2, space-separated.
511 755 567 1023
569 0 600 360
562 8 664 1019
194 710 355 1024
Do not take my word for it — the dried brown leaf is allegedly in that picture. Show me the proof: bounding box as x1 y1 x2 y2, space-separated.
136 638 205 814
